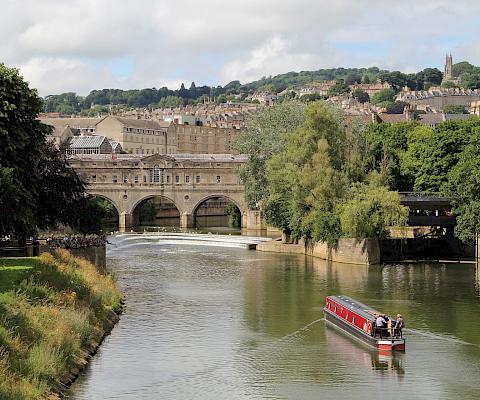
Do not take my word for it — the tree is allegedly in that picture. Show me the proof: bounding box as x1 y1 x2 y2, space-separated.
452 61 476 77
235 101 306 208
0 64 85 237
345 72 362 85
448 133 480 242
225 202 241 228
35 142 85 230
157 95 183 108
371 88 396 105
338 176 409 240
378 71 407 90
385 101 407 114
327 80 351 97
421 68 443 87
461 72 480 90
443 105 468 114
0 64 50 237
352 89 370 104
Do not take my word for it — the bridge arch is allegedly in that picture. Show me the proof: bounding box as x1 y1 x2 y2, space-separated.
191 194 247 229
130 194 181 228
81 194 120 233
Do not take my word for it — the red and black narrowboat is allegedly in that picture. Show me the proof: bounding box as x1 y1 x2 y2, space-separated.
324 295 405 352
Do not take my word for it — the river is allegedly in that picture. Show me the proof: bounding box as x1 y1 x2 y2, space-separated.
68 234 480 400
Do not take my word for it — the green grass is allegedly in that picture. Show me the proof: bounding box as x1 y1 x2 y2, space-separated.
0 251 123 399
0 258 36 293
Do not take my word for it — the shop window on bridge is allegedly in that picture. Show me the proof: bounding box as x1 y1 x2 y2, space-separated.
166 175 170 183
175 175 180 183
134 176 139 183
185 175 190 183
112 175 118 183
216 175 221 183
151 165 161 183
195 175 200 184
123 175 128 183
91 175 96 183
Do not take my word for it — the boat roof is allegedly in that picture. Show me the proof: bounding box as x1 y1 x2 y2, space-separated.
327 295 379 321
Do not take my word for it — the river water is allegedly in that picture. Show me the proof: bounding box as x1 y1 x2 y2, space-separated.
68 234 480 400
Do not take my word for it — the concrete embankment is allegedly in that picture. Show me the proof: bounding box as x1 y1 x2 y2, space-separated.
256 237 380 266
0 249 124 400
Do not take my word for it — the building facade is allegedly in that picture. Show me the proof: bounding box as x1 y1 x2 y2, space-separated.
95 116 176 155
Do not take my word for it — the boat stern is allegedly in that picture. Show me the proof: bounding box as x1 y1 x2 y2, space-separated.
377 338 406 353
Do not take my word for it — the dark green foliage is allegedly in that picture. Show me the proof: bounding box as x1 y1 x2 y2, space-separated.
327 80 351 97
371 88 396 105
444 105 468 114
225 202 241 228
78 197 118 233
385 101 407 114
352 89 370 104
137 199 156 224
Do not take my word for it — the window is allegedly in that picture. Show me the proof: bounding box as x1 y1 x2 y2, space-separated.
134 176 139 183
152 165 160 183
185 175 190 183
143 176 147 183
91 175 97 183
166 175 170 183
352 316 356 324
123 175 128 183
195 175 200 183
175 175 180 183
112 175 118 183
216 175 221 183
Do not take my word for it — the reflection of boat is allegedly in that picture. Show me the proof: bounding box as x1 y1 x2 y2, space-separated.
324 325 405 376
324 295 406 352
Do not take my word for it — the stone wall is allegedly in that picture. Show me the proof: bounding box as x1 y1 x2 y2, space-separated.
257 238 380 266
40 245 107 271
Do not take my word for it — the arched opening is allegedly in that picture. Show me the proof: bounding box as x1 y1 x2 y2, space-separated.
193 196 242 231
132 196 180 229
79 196 119 233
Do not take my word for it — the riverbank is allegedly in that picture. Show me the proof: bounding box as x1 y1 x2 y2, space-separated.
256 237 380 265
0 250 123 399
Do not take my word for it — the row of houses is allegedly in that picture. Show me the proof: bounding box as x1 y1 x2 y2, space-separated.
42 115 240 156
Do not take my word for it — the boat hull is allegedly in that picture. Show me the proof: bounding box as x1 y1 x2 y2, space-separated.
324 308 405 352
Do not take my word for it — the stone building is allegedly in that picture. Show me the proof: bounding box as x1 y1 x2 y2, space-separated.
173 124 240 154
396 87 480 111
95 116 176 155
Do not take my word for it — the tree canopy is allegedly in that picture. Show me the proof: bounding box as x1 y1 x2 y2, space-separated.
0 64 85 237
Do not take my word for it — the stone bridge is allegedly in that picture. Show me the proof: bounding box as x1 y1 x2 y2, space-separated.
68 153 264 232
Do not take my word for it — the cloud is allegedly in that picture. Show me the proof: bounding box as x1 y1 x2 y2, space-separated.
1 0 480 95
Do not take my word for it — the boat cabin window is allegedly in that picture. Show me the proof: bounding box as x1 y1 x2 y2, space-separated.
334 306 337 313
352 316 356 324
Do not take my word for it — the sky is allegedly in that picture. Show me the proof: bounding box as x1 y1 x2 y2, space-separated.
1 0 480 96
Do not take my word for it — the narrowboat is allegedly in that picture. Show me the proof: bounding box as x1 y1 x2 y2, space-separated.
323 295 405 352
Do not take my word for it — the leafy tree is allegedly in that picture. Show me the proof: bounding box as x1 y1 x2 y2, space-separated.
385 101 407 114
345 72 362 85
371 88 396 105
444 104 468 114
35 142 85 230
235 101 306 208
157 95 183 108
421 68 443 87
338 176 409 240
0 64 85 237
364 122 415 191
225 202 241 228
378 71 407 90
452 61 476 77
400 121 474 192
352 89 370 104
461 72 480 89
448 132 480 242
327 80 351 97
441 80 459 89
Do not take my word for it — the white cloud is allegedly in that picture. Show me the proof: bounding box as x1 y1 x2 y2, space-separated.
1 0 480 95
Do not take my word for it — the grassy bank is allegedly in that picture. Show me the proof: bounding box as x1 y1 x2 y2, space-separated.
0 250 123 399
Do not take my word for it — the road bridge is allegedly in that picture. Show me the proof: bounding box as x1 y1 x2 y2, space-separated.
68 153 264 232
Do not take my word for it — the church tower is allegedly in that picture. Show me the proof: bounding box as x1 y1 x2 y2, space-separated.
444 53 453 81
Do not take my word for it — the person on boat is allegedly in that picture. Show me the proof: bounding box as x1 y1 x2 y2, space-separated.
394 314 404 338
375 314 387 338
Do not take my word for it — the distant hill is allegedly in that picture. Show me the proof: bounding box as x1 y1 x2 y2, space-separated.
42 62 480 115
